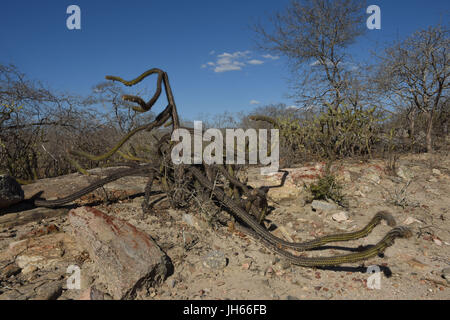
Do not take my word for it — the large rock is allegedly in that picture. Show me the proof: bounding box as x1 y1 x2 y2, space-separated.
0 175 24 209
68 206 172 299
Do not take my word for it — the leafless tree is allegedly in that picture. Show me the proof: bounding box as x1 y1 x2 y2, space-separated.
253 0 368 110
377 25 449 152
86 81 155 134
0 64 101 179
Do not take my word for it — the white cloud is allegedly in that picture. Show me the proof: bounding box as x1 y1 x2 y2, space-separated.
247 59 264 65
250 100 260 105
202 50 269 73
262 54 280 60
286 105 299 110
209 50 215 55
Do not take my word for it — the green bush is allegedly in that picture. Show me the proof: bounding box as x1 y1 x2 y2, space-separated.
271 104 385 164
306 174 345 206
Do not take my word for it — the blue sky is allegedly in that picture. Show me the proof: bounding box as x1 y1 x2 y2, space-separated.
0 0 448 120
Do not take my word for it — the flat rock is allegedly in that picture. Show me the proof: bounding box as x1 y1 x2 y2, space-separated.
68 206 172 299
0 280 63 300
311 200 339 212
268 183 302 203
21 167 148 201
0 175 24 209
332 211 349 222
0 207 69 228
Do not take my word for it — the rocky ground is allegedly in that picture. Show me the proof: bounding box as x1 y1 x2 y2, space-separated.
0 152 449 300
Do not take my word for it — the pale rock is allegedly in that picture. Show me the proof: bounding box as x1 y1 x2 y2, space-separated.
311 200 339 212
403 217 422 225
332 211 349 222
441 268 450 283
432 169 441 175
268 183 302 203
21 265 38 275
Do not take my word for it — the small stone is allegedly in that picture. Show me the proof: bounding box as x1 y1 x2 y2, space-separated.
441 268 450 283
322 292 333 299
21 265 38 275
311 200 339 212
432 169 441 175
403 217 422 225
433 238 442 246
202 250 227 270
168 279 177 288
0 264 21 278
332 211 349 222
